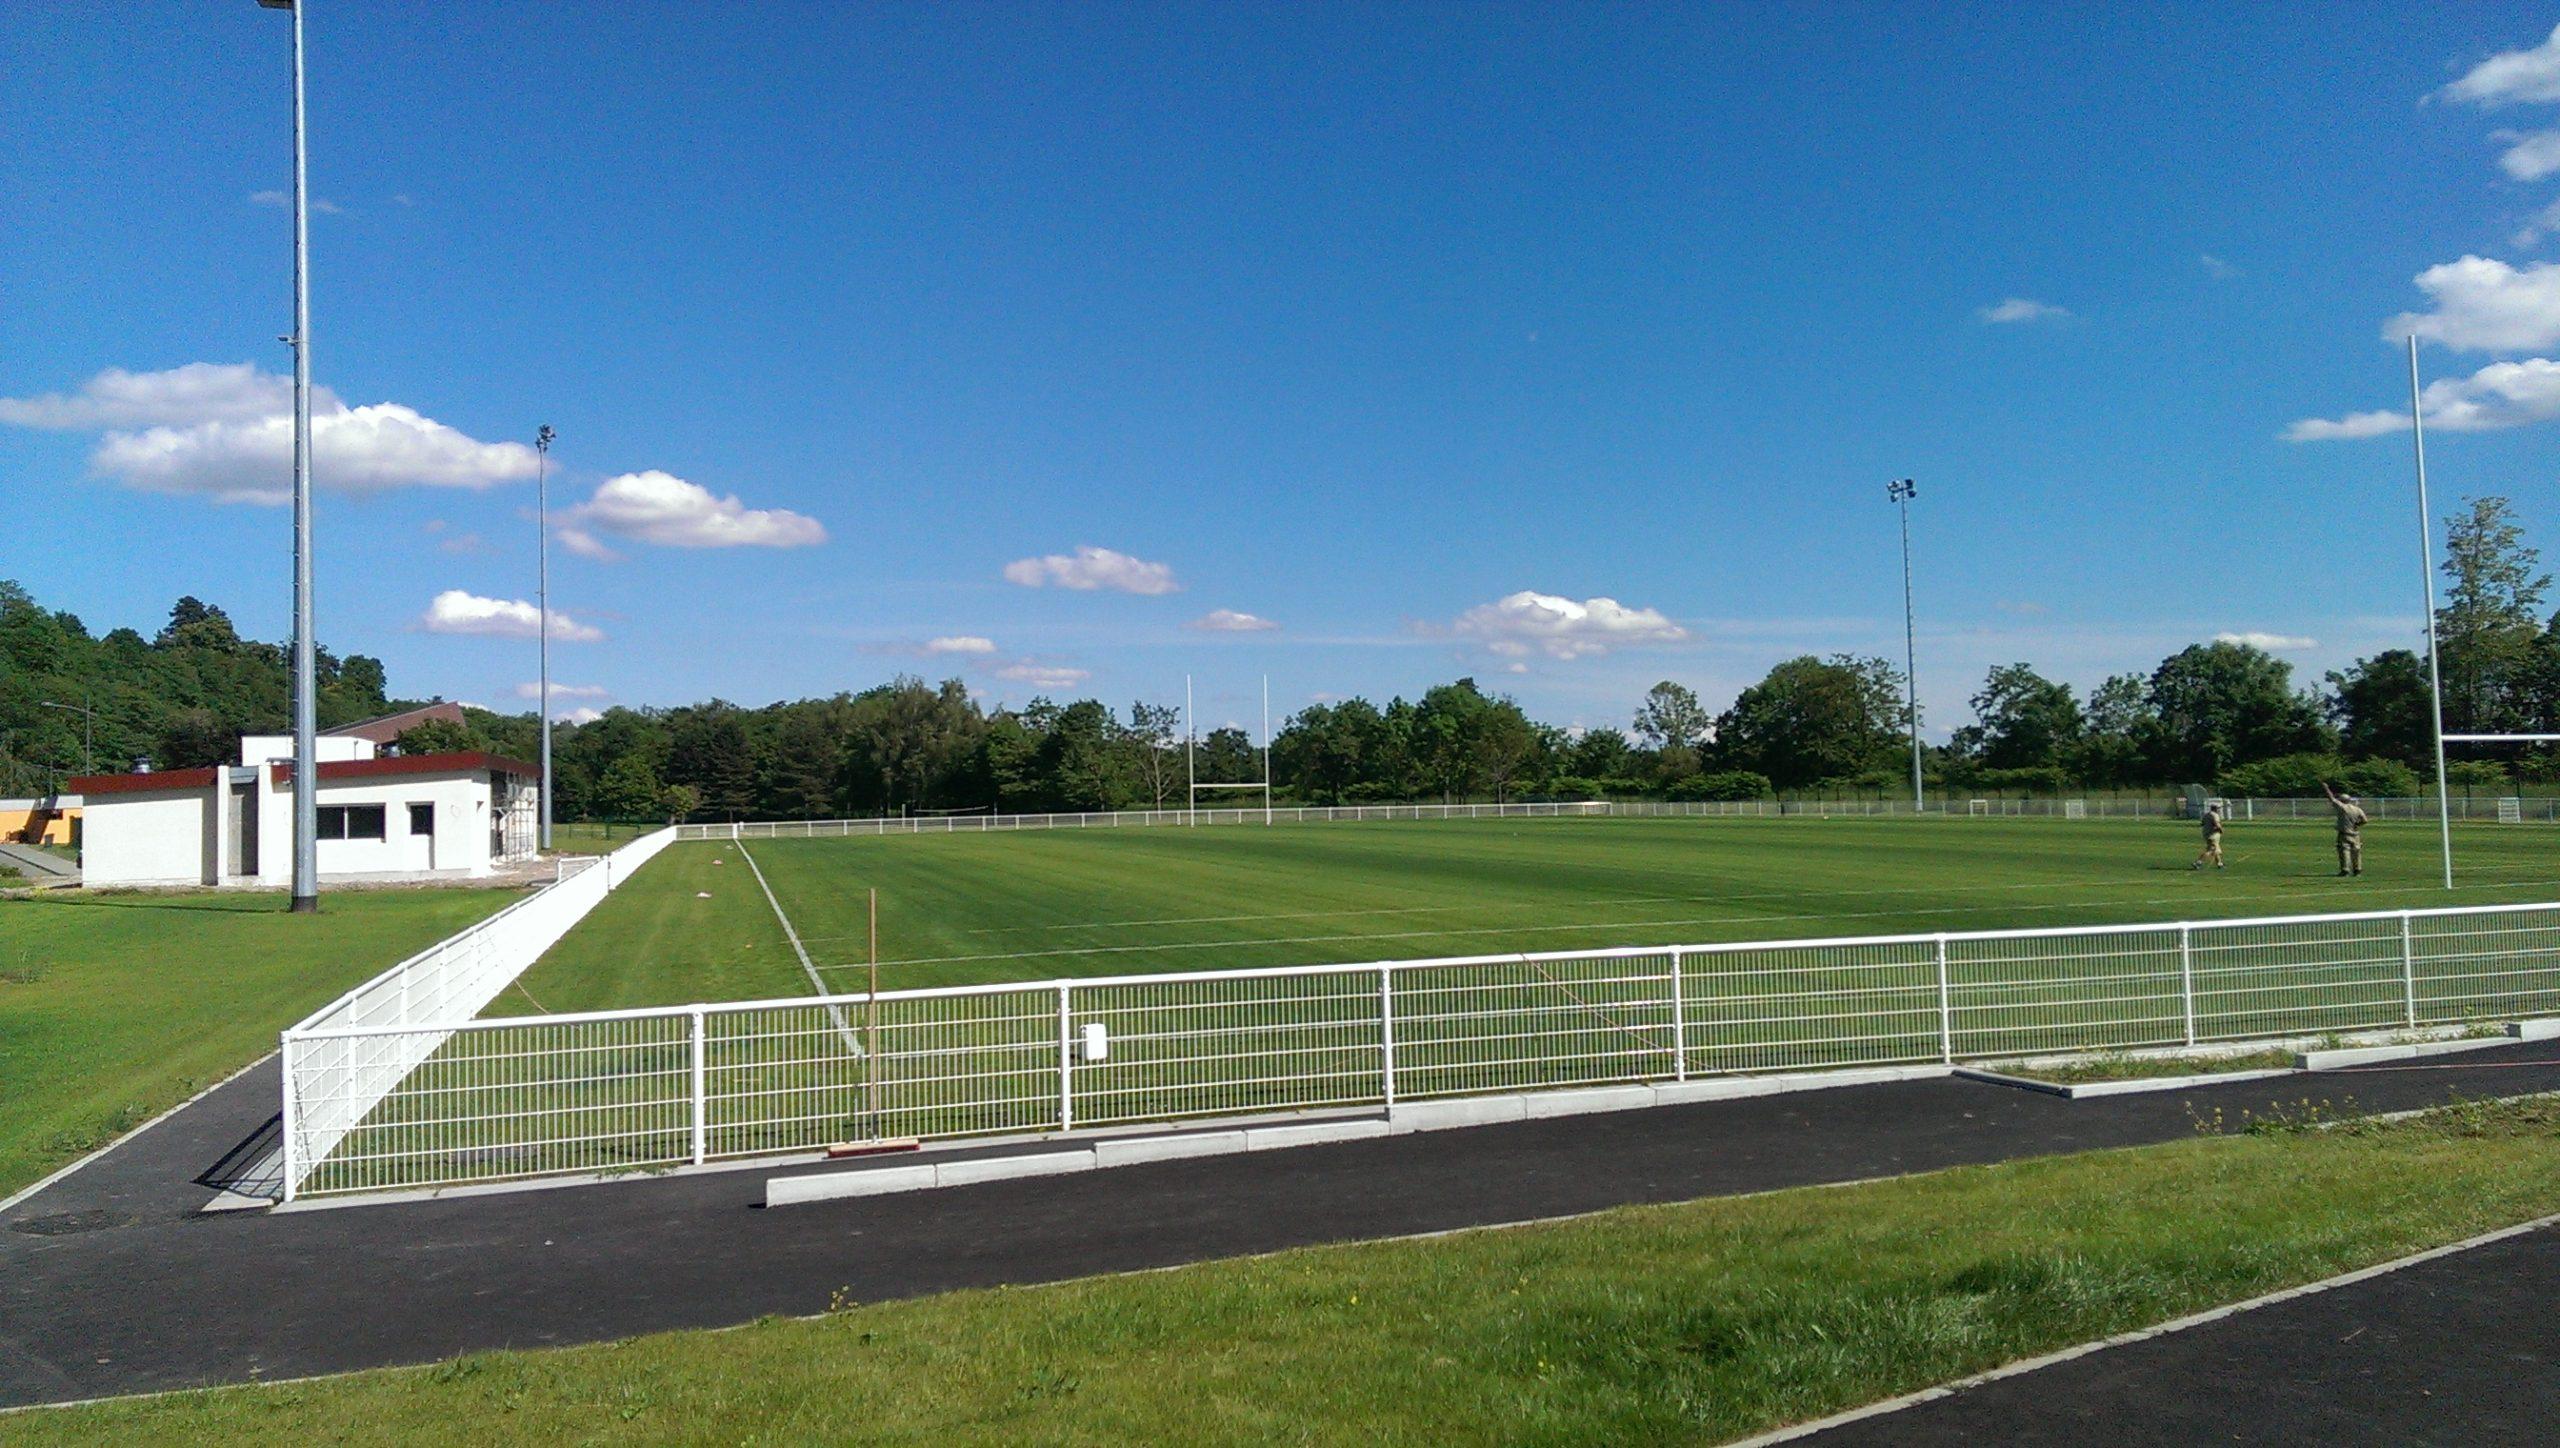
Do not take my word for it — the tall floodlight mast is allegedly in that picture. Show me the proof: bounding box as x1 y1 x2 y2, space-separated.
535 424 556 852
1889 479 1923 812
258 0 320 912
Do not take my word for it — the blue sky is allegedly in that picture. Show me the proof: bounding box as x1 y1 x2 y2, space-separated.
8 4 2560 738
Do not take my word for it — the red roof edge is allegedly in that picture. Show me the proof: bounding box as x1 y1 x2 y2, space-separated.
67 767 222 796
275 751 540 784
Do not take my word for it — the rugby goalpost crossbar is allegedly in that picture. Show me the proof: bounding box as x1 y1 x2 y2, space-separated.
1186 673 1273 826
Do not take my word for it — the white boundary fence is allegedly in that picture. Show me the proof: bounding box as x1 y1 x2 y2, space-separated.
281 898 2560 1199
279 828 677 1196
678 795 2560 839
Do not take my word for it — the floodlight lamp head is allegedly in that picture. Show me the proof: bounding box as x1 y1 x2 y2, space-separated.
536 425 555 452
1887 479 1916 502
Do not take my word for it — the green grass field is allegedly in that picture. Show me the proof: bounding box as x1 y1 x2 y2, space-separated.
0 887 519 1198
19 1097 2560 1445
507 815 2560 1012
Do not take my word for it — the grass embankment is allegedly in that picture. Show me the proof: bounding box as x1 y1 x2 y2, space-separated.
11 1097 2560 1445
0 887 517 1197
2000 1048 2302 1084
509 815 2560 1009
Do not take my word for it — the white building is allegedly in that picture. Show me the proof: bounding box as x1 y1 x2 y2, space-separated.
71 715 538 889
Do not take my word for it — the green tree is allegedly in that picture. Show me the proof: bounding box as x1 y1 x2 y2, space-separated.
591 751 664 819
1955 663 2082 772
2438 495 2549 735
1716 655 1906 789
1631 681 1712 753
2327 650 2436 772
2143 641 2329 783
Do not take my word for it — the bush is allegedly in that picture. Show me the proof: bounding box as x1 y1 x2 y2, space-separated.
2216 753 2341 799
2445 760 2514 794
1670 770 1774 802
1972 766 2069 796
2336 758 2422 799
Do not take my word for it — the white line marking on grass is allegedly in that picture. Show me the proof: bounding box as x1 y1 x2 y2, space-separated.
733 839 863 1055
1729 1206 2560 1446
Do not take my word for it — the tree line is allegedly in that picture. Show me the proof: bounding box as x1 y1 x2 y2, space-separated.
6 495 2557 818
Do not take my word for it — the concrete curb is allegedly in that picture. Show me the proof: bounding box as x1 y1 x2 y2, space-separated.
765 1066 1956 1208
1954 1066 2300 1099
2295 1034 2515 1071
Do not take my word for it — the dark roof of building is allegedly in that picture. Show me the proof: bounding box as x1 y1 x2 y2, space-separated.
66 767 221 797
70 752 537 796
275 751 540 785
322 701 468 745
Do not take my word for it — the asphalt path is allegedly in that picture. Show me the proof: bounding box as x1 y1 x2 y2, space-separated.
8 1042 2560 1411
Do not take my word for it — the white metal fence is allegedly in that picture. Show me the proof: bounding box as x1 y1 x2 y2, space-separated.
676 795 2560 840
280 899 2560 1199
279 828 677 1194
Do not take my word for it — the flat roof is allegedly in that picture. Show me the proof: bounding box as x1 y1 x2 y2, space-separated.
71 751 537 796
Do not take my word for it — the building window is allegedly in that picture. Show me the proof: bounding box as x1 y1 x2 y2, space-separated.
317 804 387 841
408 802 434 836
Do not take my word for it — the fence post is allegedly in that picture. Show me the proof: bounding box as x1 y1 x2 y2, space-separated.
2401 914 2419 1029
278 1031 300 1203
689 1008 707 1165
2178 924 2196 1046
1057 983 1074 1132
1669 947 1688 1081
1380 965 1397 1108
1934 936 1953 1063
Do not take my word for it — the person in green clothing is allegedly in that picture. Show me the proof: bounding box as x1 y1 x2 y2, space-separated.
2322 781 2368 876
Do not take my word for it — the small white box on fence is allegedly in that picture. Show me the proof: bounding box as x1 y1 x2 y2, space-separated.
1082 1022 1109 1061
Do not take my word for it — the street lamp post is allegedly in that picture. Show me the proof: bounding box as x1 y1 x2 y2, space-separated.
258 0 320 912
535 424 555 852
1889 479 1923 812
37 697 96 776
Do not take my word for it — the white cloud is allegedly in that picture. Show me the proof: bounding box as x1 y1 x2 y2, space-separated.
250 189 343 215
559 470 825 552
1 366 541 504
994 661 1090 690
1450 591 1688 660
2442 24 2560 108
2199 254 2239 280
2386 256 2560 352
2215 631 2318 652
420 590 604 642
0 362 329 430
2497 129 2560 181
554 706 605 726
514 682 610 700
1978 297 2071 324
1190 609 1278 632
1504 661 1530 674
90 404 541 504
1001 545 1179 595
2286 357 2560 439
924 635 997 654
2512 198 2560 249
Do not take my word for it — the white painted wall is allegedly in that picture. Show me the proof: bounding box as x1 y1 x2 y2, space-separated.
248 769 511 882
79 790 213 887
238 734 374 767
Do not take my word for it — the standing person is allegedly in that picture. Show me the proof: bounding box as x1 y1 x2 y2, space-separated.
2322 782 2368 877
2192 801 2226 870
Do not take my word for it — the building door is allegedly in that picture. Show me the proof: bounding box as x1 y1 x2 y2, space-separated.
228 783 258 879
409 802 436 871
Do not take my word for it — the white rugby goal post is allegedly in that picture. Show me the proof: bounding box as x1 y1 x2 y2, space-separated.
1186 673 1273 826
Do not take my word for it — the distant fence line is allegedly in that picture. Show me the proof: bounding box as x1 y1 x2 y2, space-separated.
674 795 2560 840
282 898 2560 1199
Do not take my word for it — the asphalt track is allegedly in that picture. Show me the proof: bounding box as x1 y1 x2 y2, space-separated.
7 1041 2560 1423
